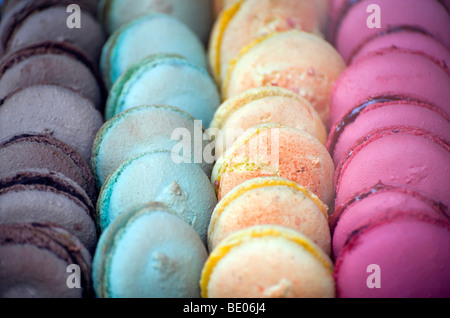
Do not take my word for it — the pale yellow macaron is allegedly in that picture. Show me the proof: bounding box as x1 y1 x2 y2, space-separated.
200 224 335 298
222 30 346 124
209 0 325 86
207 176 331 255
209 86 327 158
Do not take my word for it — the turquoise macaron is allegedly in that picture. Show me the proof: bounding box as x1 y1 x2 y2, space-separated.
100 13 208 89
91 104 214 189
92 201 208 298
105 54 220 126
96 150 217 244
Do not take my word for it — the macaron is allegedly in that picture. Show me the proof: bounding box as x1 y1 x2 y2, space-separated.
330 184 449 259
334 127 450 211
330 0 450 64
349 27 450 66
212 123 335 207
208 0 325 85
100 13 207 89
92 104 213 189
0 0 105 63
96 150 217 244
223 30 346 124
0 0 99 17
207 176 331 255
334 211 450 298
328 48 450 128
200 225 335 298
0 170 98 253
0 133 97 203
98 0 213 44
209 86 327 159
92 201 208 298
105 54 220 126
0 84 104 164
0 222 93 298
0 42 105 109
327 99 450 166
212 0 239 18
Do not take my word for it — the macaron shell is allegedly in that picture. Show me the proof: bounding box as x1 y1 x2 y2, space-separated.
334 0 450 63
335 128 450 210
0 134 97 204
105 55 220 126
101 13 207 89
92 104 213 188
208 176 331 254
334 212 450 298
202 225 335 298
210 86 327 158
331 187 449 259
97 151 217 244
329 48 450 128
99 0 213 43
328 101 450 166
213 124 335 207
211 0 324 85
0 222 93 298
0 42 104 109
93 202 207 298
0 84 104 164
224 30 346 124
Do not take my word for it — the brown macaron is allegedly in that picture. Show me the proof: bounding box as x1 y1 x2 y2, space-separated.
0 222 93 298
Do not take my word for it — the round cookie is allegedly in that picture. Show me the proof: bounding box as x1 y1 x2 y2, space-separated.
92 202 208 298
207 176 331 255
201 225 335 298
0 222 93 298
105 54 220 126
96 150 217 244
92 104 213 188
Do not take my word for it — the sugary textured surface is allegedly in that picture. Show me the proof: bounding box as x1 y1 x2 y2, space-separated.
97 151 217 244
212 124 335 207
0 84 104 164
0 222 93 298
93 203 208 298
202 225 335 298
224 30 346 124
93 105 213 188
328 100 450 166
98 0 213 43
333 0 450 63
100 13 207 88
335 212 450 298
328 48 450 128
331 186 449 259
335 128 450 210
105 55 220 126
210 86 327 158
208 176 331 254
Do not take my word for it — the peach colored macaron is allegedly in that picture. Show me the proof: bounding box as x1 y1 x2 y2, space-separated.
211 123 335 207
207 176 331 255
209 0 325 86
209 86 327 158
200 224 335 298
222 30 346 124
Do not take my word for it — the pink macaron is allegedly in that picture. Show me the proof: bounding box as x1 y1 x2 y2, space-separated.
328 48 450 128
334 127 450 211
331 0 450 63
330 184 449 259
327 99 450 166
334 211 450 298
